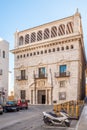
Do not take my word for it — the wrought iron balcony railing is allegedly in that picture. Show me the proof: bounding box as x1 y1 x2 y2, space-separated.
55 71 70 78
34 73 48 79
16 76 28 80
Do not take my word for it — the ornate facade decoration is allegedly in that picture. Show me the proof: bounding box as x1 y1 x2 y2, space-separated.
11 10 86 104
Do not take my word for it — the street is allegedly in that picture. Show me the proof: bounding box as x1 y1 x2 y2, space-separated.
0 105 77 130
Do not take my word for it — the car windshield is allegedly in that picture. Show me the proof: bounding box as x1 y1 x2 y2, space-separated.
6 101 17 105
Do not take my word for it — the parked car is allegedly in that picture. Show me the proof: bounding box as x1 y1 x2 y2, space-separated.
17 99 28 109
3 101 20 112
0 104 3 115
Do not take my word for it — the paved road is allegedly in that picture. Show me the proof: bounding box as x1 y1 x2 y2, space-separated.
0 105 77 130
75 105 87 130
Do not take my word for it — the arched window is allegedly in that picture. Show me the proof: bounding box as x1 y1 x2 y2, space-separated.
66 22 74 34
58 24 65 36
44 28 50 39
51 26 57 38
25 34 29 44
19 36 24 46
37 30 42 41
31 32 36 43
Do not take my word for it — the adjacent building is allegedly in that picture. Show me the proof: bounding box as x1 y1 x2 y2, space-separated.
85 66 87 96
11 10 86 104
0 38 9 103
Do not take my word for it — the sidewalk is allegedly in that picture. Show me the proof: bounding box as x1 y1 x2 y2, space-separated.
76 105 87 130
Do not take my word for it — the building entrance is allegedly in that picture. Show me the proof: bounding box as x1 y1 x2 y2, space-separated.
38 90 46 104
42 95 46 104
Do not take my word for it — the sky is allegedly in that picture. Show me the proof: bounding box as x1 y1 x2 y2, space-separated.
0 0 87 94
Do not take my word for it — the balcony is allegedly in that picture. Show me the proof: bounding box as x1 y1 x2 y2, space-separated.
34 73 48 79
16 76 28 81
55 71 70 78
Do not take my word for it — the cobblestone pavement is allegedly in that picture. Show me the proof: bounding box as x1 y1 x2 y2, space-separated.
0 105 77 130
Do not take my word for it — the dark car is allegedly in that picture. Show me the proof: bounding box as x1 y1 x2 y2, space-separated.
17 99 28 109
3 101 20 112
0 104 3 115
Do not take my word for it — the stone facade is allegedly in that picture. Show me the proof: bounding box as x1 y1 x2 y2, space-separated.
85 67 87 96
0 38 9 103
11 10 86 104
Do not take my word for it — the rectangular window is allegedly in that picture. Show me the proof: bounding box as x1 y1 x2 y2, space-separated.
39 67 45 78
20 90 26 99
21 70 26 80
60 65 66 73
3 51 5 58
60 81 65 87
59 92 66 100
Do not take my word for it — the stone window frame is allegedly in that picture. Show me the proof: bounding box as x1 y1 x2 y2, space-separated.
3 50 5 58
37 30 42 41
61 46 64 51
17 44 72 59
71 45 74 49
27 53 29 57
23 54 25 57
51 26 57 38
59 92 66 100
44 50 47 53
25 34 29 44
66 46 69 50
60 80 66 87
17 55 19 59
18 21 74 45
20 55 22 58
33 52 36 55
57 47 60 51
37 51 39 55
48 49 51 53
31 32 36 43
19 36 24 46
30 53 32 56
41 50 43 54
53 48 55 52
44 28 50 40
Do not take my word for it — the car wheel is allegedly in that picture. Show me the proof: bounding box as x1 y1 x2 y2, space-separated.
17 108 19 111
0 112 3 115
4 109 7 113
26 107 28 109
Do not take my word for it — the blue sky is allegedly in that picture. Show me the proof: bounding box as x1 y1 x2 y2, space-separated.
0 0 87 93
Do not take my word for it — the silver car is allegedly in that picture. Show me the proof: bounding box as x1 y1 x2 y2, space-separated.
0 104 3 115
